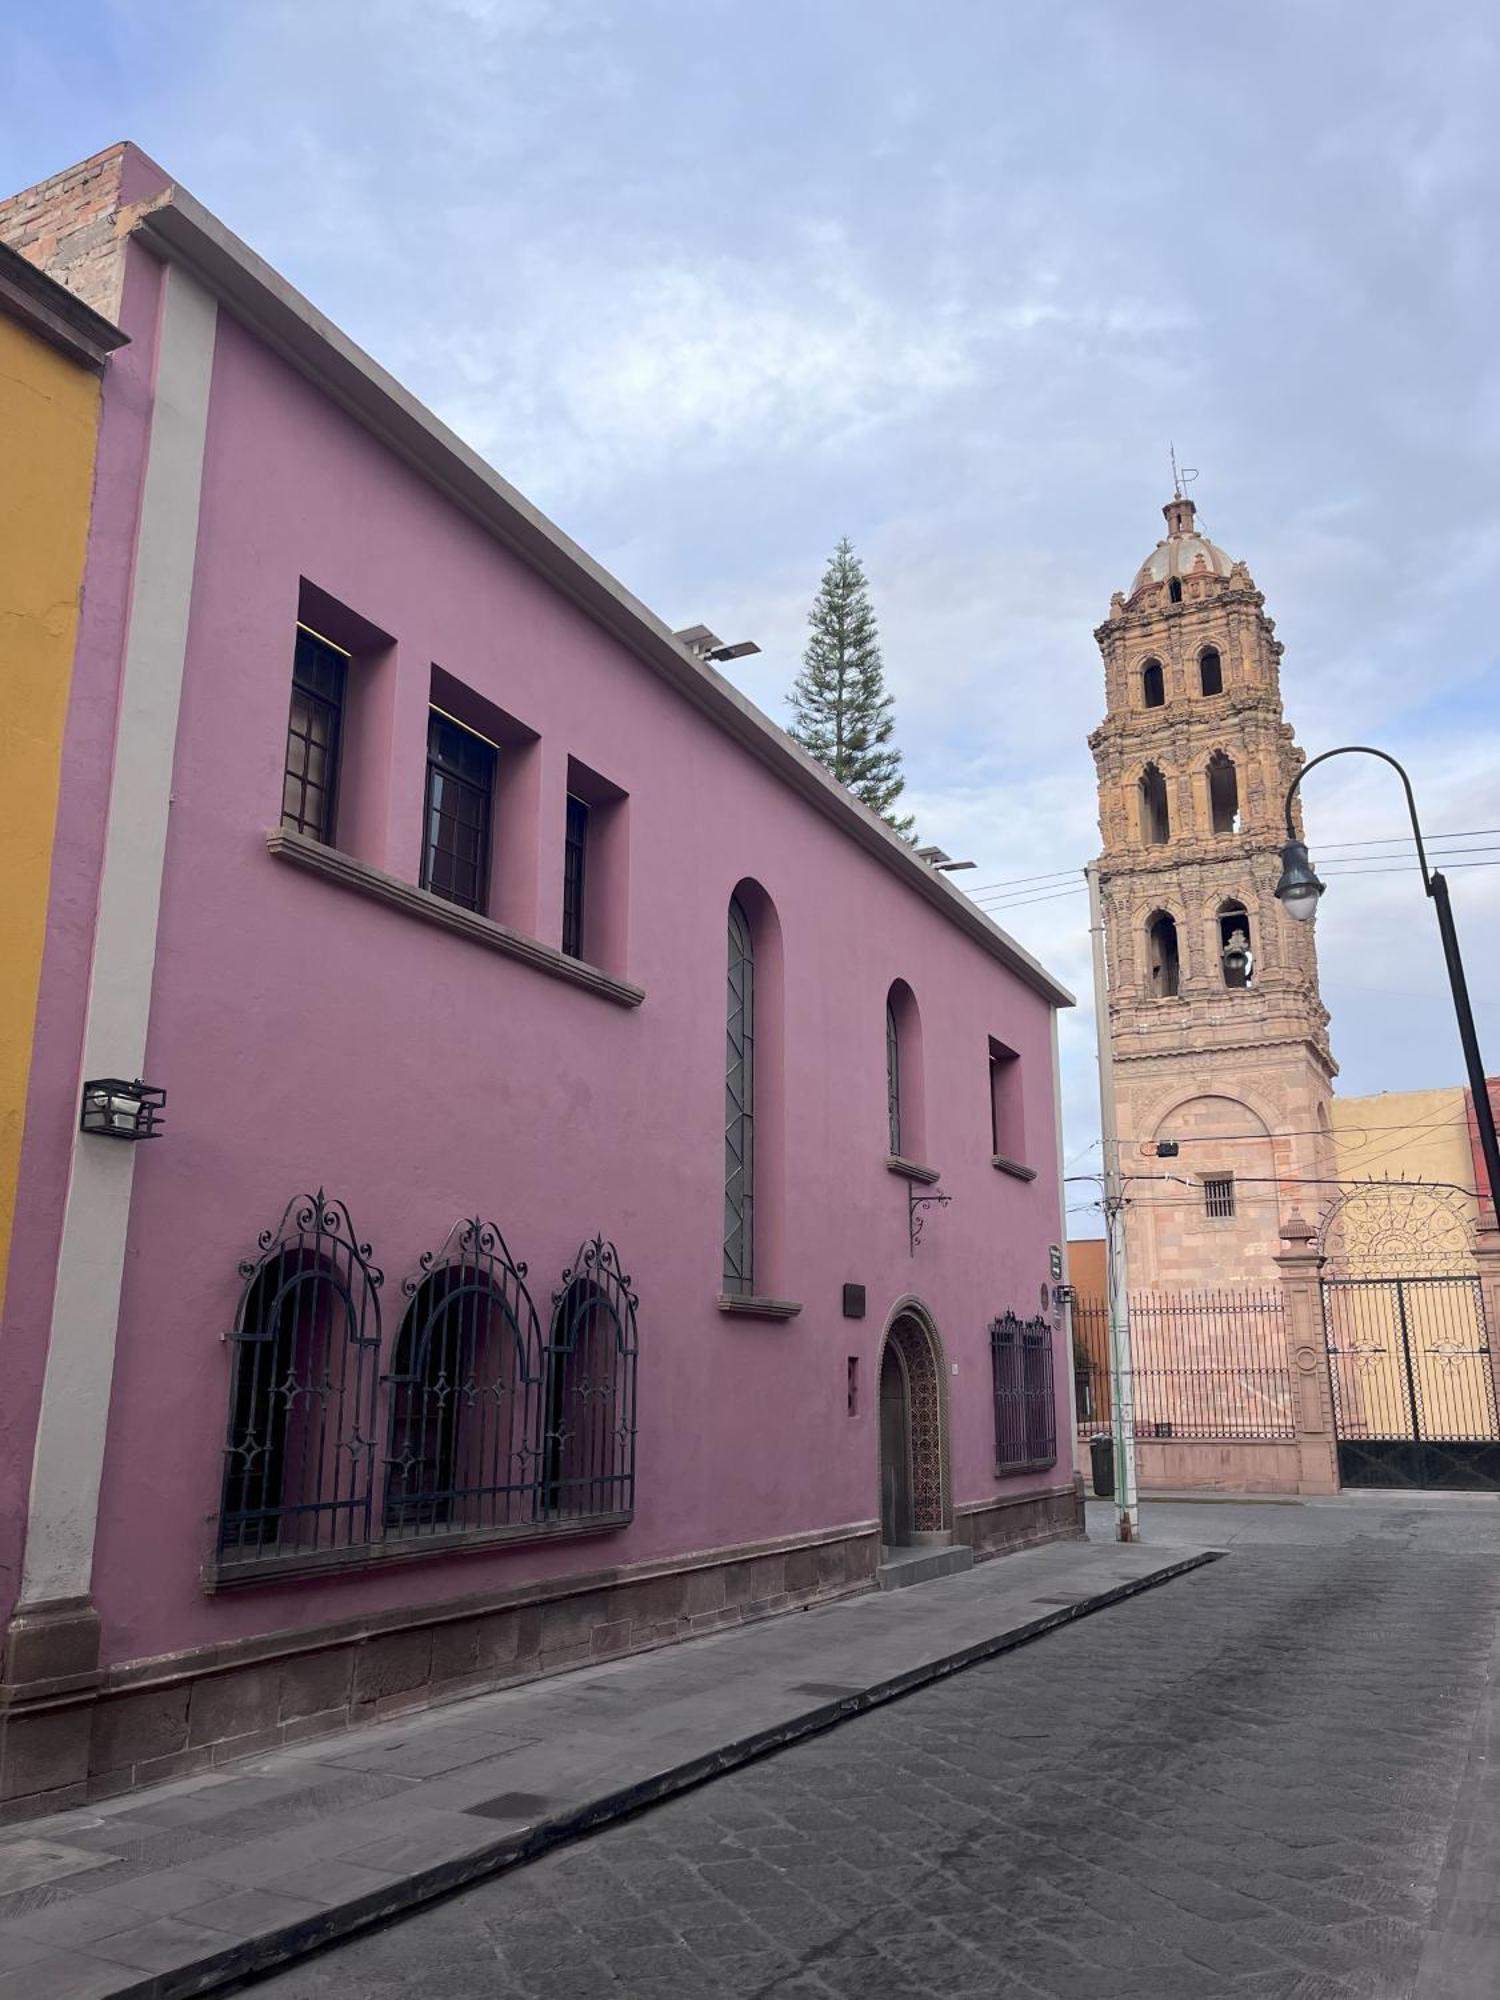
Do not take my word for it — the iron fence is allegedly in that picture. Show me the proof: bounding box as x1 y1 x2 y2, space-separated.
1071 1286 1293 1442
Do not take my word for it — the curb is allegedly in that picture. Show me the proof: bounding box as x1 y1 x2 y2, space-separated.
122 1548 1223 1996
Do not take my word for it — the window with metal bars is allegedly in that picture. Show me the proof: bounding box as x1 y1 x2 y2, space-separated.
724 895 755 1295
886 998 901 1156
1203 1174 1236 1219
281 627 348 842
562 795 590 958
421 711 497 914
990 1312 1057 1471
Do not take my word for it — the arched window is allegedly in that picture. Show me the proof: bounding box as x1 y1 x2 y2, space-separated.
218 1192 382 1564
1146 912 1181 998
1199 647 1223 696
545 1240 639 1520
1141 659 1165 708
1207 750 1239 833
725 895 755 1295
885 979 925 1162
1139 764 1170 845
1218 899 1253 988
1168 577 1183 604
384 1219 542 1537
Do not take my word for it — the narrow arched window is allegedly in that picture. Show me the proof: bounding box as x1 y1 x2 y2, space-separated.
1208 750 1238 833
724 895 755 1295
1168 578 1183 604
1199 647 1223 695
1146 912 1180 998
1141 659 1164 708
1139 764 1170 845
384 1218 542 1537
545 1240 638 1520
218 1192 382 1566
886 997 901 1155
1218 899 1253 988
884 980 925 1163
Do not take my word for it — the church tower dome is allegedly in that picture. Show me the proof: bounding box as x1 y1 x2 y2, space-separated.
1090 492 1335 1287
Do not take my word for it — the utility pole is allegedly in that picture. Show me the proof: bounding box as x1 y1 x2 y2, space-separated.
1087 862 1140 1541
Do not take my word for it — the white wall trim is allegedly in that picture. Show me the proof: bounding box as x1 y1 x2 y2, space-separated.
20 262 218 1607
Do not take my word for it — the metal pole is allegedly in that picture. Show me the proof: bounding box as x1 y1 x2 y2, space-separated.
1087 862 1140 1541
1431 871 1500 1217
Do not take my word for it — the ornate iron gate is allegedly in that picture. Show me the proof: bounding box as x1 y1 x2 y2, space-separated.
1322 1276 1500 1490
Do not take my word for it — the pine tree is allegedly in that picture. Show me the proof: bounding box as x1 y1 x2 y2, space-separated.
788 538 914 836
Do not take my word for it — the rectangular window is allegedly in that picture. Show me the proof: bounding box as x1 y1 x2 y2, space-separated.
989 1038 1025 1164
421 710 497 914
562 795 590 958
1204 1174 1236 1219
990 1312 1057 1471
281 626 349 843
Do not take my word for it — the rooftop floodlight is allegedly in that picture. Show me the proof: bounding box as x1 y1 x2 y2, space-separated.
673 625 760 665
1274 839 1325 922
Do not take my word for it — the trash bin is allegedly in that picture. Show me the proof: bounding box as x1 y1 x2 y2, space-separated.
1089 1433 1115 1499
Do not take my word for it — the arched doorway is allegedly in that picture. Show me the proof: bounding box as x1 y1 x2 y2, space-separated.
877 1311 948 1547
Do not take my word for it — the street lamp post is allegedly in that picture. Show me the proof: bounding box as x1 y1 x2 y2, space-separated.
1275 745 1500 1217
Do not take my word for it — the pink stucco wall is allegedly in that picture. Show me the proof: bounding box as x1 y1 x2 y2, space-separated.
7 211 1068 1674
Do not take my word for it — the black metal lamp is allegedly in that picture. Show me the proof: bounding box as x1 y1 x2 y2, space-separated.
1274 839 1325 922
80 1078 165 1140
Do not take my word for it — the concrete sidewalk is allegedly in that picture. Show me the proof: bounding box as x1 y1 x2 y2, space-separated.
0 1537 1214 1999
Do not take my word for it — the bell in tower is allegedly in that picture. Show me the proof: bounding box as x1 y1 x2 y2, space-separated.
1089 493 1336 1287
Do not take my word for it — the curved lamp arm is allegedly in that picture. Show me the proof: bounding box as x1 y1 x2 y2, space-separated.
1283 744 1433 892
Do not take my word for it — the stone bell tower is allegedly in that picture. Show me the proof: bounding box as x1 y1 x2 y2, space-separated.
1090 494 1336 1286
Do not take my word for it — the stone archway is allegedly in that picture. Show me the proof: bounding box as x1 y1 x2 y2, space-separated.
877 1310 949 1546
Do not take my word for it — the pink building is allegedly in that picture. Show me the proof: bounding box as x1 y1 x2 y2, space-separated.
0 145 1076 1820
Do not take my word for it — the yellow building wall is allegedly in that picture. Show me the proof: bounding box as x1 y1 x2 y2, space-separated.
0 312 102 1318
1329 1087 1474 1210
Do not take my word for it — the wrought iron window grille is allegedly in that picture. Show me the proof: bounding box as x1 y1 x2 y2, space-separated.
80 1077 165 1140
886 999 901 1157
990 1311 1057 1471
218 1191 384 1566
562 795 589 959
216 1202 639 1571
1203 1174 1236 1219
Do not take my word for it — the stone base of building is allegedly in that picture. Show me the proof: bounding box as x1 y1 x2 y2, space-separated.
1075 1435 1340 1497
0 1486 1086 1823
955 1478 1086 1559
2 1522 884 1823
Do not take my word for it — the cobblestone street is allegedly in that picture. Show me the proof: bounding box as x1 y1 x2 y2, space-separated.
249 1500 1500 1999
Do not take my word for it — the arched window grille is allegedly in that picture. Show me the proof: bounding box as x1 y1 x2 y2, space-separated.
1199 647 1224 695
724 894 755 1295
383 1218 544 1538
1139 763 1171 845
1208 750 1239 833
218 1191 383 1565
886 996 902 1155
1141 659 1165 708
1147 911 1181 998
545 1239 639 1521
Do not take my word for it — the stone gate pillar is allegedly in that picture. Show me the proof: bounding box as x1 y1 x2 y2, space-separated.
1274 1215 1340 1496
1473 1222 1500 1415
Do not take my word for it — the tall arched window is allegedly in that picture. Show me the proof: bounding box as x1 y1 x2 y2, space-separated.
218 1192 382 1564
885 979 925 1163
1207 750 1239 833
1168 577 1183 604
544 1240 639 1521
1141 659 1164 708
1199 647 1223 696
1146 912 1181 998
1218 899 1253 988
384 1218 542 1537
1139 764 1170 845
724 895 755 1296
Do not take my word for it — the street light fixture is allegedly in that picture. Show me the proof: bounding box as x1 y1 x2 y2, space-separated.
1275 744 1500 1213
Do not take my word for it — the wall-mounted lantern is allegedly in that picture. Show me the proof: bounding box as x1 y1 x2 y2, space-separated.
80 1078 165 1140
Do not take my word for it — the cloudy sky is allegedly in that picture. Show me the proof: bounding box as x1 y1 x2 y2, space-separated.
8 2 1499 1225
